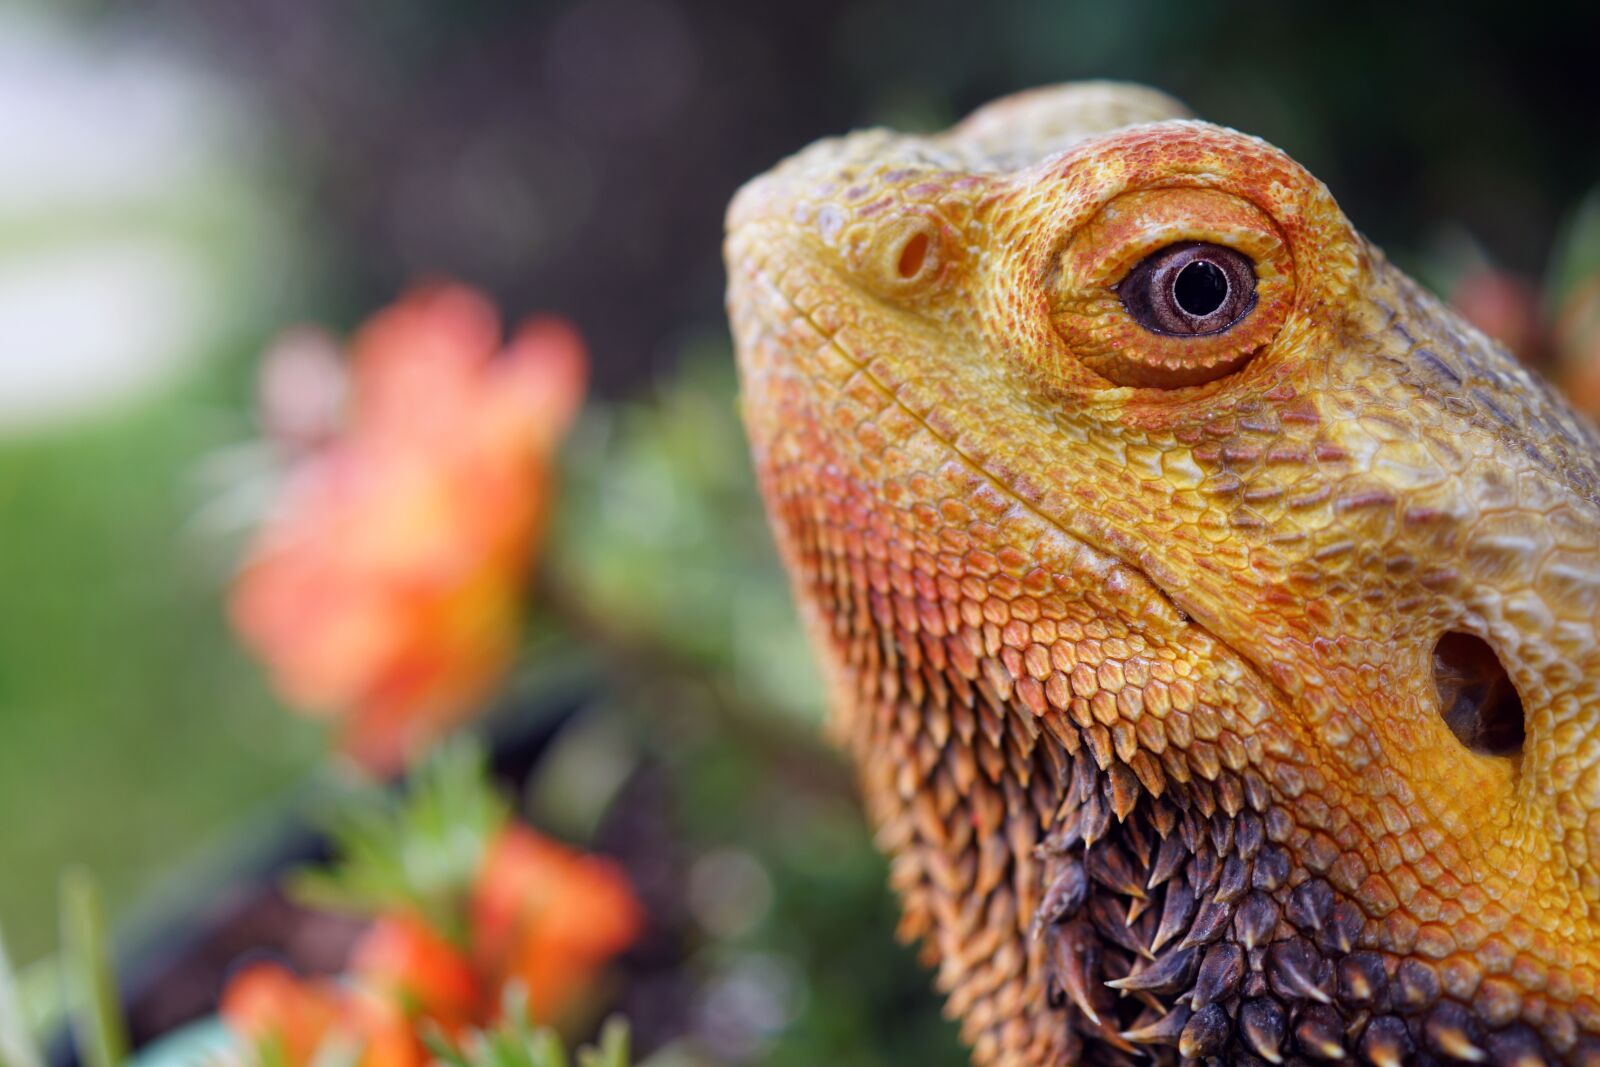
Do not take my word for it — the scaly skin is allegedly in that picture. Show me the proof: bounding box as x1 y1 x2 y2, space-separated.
726 83 1600 1066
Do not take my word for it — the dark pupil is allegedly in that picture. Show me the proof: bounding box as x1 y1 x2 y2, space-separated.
1173 260 1228 317
1116 241 1257 338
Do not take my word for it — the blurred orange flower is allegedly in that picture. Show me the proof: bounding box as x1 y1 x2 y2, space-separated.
472 825 645 1022
221 821 642 1067
220 963 348 1067
1450 267 1548 368
230 284 587 773
222 962 431 1067
351 914 483 1033
1556 277 1600 417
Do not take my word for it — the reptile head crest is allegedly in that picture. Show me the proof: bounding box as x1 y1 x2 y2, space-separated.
727 82 1600 1066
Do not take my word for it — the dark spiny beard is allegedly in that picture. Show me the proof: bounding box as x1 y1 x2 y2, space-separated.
1036 742 1550 1067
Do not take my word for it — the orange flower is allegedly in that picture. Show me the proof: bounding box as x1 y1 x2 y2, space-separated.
221 962 431 1067
219 825 643 1064
350 914 482 1033
220 963 347 1067
230 284 587 773
471 826 643 1022
341 987 431 1067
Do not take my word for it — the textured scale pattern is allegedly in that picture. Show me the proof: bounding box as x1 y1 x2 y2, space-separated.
725 83 1600 1066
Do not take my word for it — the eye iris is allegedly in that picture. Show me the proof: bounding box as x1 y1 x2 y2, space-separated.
1116 241 1258 338
1173 260 1228 317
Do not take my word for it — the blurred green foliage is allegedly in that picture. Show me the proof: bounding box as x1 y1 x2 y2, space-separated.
289 742 509 942
0 2 315 961
0 374 322 961
430 1007 633 1067
554 344 822 726
657 715 964 1067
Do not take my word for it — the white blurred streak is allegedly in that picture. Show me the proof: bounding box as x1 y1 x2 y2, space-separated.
0 15 232 218
0 238 207 428
0 8 255 431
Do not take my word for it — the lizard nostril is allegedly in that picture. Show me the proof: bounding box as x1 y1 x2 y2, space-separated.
1432 631 1525 758
896 231 931 279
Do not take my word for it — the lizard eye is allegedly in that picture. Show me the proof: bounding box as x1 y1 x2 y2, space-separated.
1118 242 1257 336
1047 187 1295 389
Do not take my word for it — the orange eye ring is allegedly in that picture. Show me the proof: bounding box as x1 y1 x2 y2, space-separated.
1050 188 1295 388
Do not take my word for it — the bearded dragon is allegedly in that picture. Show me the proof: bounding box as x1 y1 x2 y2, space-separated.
725 83 1600 1066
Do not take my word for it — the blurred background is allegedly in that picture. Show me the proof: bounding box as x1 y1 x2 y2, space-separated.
2 2 1599 1064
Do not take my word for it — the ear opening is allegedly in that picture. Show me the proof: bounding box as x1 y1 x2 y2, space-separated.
1432 631 1525 758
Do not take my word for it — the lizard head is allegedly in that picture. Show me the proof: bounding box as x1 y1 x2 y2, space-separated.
728 83 1600 1065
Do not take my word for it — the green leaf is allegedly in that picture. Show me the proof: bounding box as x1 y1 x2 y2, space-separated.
58 870 128 1067
575 1018 629 1067
424 988 631 1067
289 740 509 940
